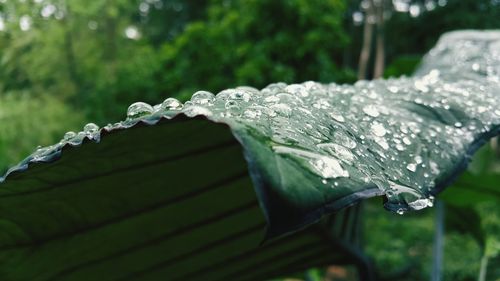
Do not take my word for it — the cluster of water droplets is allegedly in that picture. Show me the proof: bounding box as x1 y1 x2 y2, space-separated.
2 31 499 214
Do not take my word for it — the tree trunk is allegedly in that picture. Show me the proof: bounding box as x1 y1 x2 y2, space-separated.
373 2 385 78
357 1 375 80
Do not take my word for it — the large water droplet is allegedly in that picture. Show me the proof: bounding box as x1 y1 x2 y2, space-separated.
84 123 99 134
191 91 215 105
270 103 292 117
229 90 252 102
225 100 242 116
63 131 76 141
408 197 434 210
83 123 100 140
312 156 349 179
273 145 349 179
285 84 309 97
127 102 154 119
161 97 183 110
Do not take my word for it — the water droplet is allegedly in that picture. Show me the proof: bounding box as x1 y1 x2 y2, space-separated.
127 102 154 119
313 156 349 179
285 84 309 97
374 137 389 150
371 122 387 137
408 198 434 210
229 90 252 102
243 108 261 119
183 105 213 117
191 91 215 105
270 103 292 117
414 155 423 164
83 123 99 134
333 131 357 149
397 209 405 215
406 163 417 172
32 146 52 162
402 137 412 145
388 86 399 93
63 131 76 141
414 80 429 92
83 123 100 140
430 161 440 174
454 122 463 128
363 105 380 117
329 112 345 123
161 97 183 110
225 100 242 116
273 145 349 179
312 99 331 109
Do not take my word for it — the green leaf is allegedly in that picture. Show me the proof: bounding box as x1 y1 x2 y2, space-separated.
445 204 485 248
0 116 366 280
440 171 500 205
0 30 499 280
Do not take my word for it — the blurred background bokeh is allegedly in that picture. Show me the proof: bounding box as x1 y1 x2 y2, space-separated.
0 0 499 280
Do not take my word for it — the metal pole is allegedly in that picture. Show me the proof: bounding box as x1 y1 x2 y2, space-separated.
431 200 444 281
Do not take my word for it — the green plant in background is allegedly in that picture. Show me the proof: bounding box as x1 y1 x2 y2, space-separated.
440 145 500 281
0 0 355 124
0 93 84 171
159 0 356 101
383 55 421 78
0 0 167 123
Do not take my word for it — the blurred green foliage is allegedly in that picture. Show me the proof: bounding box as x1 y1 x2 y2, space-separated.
383 55 421 78
0 93 83 170
0 0 355 124
0 0 499 280
159 0 356 100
